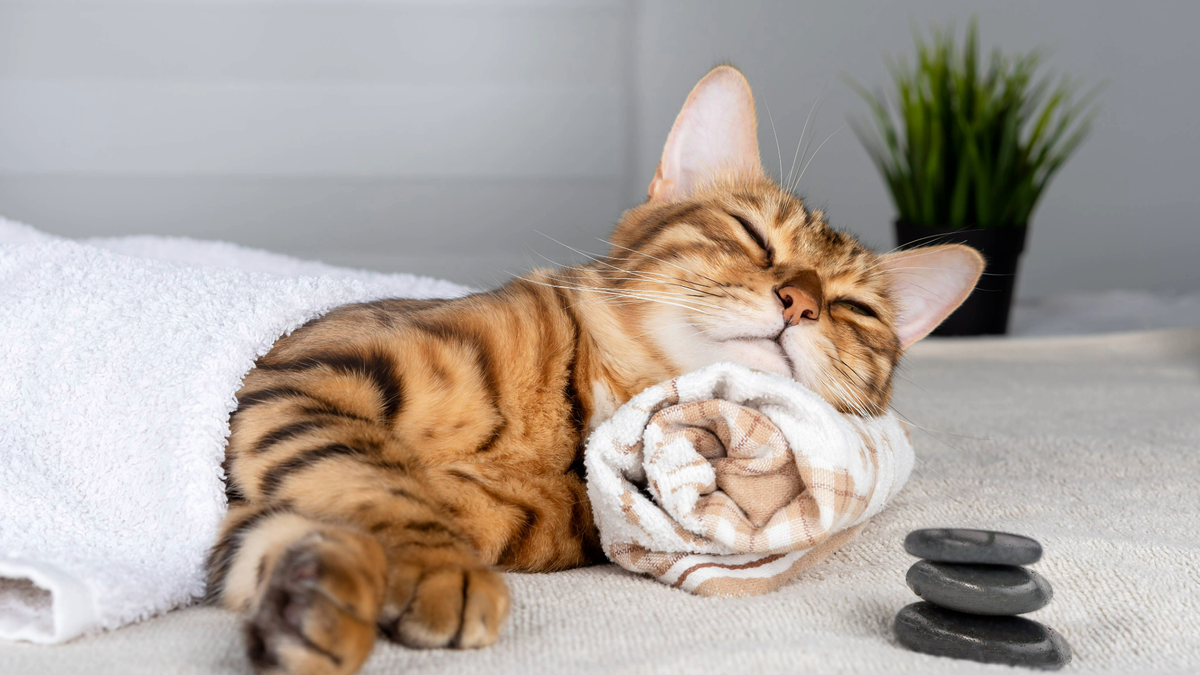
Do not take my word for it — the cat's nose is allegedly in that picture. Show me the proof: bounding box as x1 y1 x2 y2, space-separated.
777 286 820 324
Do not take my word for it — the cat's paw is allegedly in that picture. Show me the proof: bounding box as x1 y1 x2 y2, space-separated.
379 548 510 649
245 532 386 675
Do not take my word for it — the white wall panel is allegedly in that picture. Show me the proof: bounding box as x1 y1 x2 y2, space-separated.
0 0 634 284
0 83 622 176
0 3 624 83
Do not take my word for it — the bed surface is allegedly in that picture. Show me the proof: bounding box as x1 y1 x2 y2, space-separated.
3 326 1197 674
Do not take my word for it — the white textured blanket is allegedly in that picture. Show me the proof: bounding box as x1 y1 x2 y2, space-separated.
586 363 912 596
0 218 468 643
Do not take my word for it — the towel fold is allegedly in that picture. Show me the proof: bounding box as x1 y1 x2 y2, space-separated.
585 363 914 597
0 219 468 643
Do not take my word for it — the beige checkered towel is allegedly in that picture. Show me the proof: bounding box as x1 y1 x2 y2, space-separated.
585 363 914 597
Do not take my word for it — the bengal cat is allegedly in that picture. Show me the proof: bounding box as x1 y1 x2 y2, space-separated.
207 66 984 675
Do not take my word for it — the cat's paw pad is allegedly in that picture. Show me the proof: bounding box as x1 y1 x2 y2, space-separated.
246 534 385 675
380 555 510 649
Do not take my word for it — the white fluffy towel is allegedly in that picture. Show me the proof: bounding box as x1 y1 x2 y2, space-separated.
0 219 467 643
585 363 915 597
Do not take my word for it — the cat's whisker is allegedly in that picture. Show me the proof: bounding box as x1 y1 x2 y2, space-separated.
590 272 721 299
867 248 961 264
552 275 727 312
868 361 990 441
555 285 720 314
875 228 990 256
793 124 845 189
894 278 957 304
531 252 722 308
895 412 982 464
889 370 931 395
524 279 719 317
790 92 829 193
556 290 637 312
824 356 884 419
484 266 517 289
839 381 874 418
829 360 965 439
530 236 622 272
585 264 718 288
864 247 983 270
910 453 951 482
592 256 720 290
597 238 730 291
834 362 990 448
825 382 860 416
817 363 864 413
832 356 875 394
587 293 718 317
527 246 580 271
582 270 727 299
877 266 1010 279
897 417 992 442
827 377 872 418
536 233 723 297
882 266 968 273
857 262 960 304
765 100 785 181
532 234 655 282
787 90 824 191
590 252 720 294
823 351 877 408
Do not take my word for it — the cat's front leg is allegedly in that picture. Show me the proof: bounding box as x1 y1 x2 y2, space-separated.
376 539 510 649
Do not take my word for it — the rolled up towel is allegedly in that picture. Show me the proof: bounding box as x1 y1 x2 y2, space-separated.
585 363 914 597
0 219 468 643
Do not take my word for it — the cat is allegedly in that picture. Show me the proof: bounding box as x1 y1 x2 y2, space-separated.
207 65 983 675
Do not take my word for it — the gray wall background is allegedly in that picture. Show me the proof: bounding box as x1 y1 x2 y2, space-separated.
1 0 1197 296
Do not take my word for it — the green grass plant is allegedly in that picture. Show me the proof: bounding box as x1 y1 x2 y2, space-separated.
846 18 1102 228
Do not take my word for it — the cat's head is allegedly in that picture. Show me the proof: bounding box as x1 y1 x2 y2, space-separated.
595 66 983 416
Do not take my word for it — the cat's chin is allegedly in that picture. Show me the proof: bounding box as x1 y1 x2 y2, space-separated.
719 337 793 378
776 326 836 394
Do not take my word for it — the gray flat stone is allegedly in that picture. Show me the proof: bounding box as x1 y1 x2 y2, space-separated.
907 561 1053 615
894 602 1072 670
905 528 1043 565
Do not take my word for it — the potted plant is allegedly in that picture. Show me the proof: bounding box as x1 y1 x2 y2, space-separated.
846 19 1101 335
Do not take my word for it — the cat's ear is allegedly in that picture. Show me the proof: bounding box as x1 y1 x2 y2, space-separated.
648 65 762 201
878 244 985 348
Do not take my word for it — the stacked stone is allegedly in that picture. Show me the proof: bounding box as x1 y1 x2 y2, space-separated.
893 529 1072 670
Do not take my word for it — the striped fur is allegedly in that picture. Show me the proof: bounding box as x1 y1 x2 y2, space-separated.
208 65 981 675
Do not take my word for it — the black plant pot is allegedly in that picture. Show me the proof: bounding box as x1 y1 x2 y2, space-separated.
893 222 1028 336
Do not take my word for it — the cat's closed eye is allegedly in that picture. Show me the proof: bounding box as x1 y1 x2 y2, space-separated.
832 300 876 318
730 213 772 263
